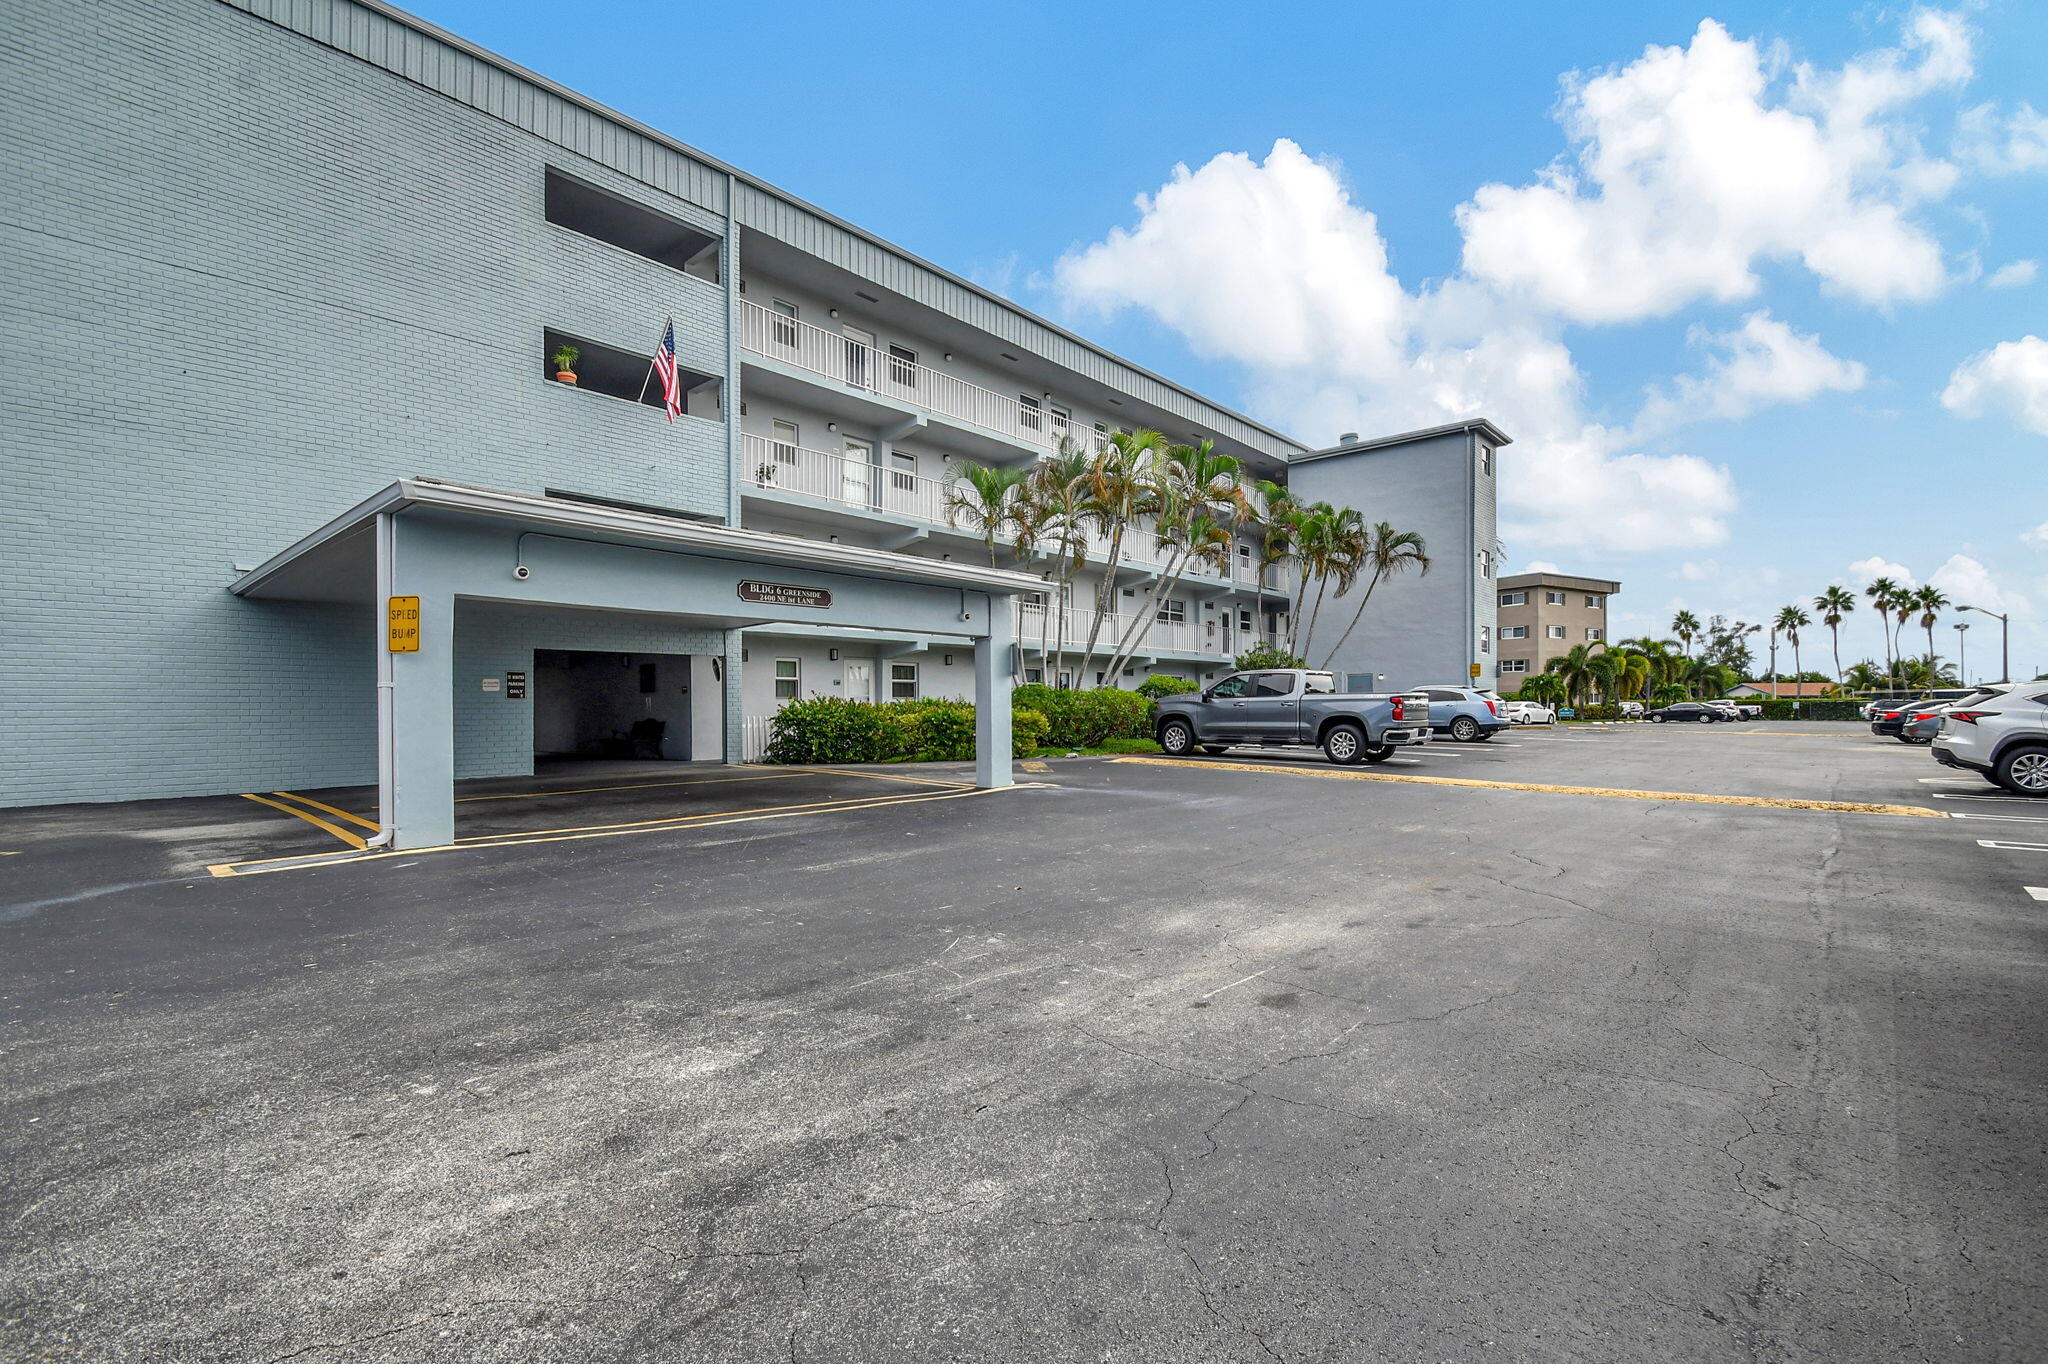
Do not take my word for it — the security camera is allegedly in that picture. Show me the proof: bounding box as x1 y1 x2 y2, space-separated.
513 564 530 581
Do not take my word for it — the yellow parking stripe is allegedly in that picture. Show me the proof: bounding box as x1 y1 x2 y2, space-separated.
207 784 1030 877
449 785 952 842
1112 756 1942 818
239 793 368 849
271 791 379 832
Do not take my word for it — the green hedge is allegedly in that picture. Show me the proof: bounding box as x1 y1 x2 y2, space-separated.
1011 685 1154 748
1755 698 1864 720
762 697 1050 764
1136 675 1200 699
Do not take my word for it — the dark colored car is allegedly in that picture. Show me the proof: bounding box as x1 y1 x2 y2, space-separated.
1649 702 1727 723
1871 699 1943 738
1901 708 1948 745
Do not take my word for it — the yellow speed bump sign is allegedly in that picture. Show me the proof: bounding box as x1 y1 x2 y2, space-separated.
387 596 421 652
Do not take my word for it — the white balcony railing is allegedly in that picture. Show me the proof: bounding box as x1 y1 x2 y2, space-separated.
743 432 956 522
1015 602 1238 660
741 299 1109 458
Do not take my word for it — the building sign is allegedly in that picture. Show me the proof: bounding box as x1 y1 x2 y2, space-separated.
505 670 527 700
387 596 421 652
1469 663 1483 678
738 580 832 609
481 677 500 692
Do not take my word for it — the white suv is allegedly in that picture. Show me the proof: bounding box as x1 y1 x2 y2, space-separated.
1932 684 2048 794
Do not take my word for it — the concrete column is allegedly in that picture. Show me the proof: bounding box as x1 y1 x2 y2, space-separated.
721 629 747 763
974 594 1014 789
388 585 456 850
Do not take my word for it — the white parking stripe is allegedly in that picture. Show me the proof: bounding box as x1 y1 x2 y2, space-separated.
1919 776 1981 784
2027 887 2048 901
1929 792 2031 802
1948 812 2048 823
1976 840 2048 851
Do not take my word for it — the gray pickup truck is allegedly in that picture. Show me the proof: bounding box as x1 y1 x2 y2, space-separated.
1152 668 1433 765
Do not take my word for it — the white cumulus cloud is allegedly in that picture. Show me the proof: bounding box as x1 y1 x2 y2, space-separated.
1848 556 1918 589
1929 553 2028 617
2023 522 2048 550
1941 335 2048 435
1987 260 2039 288
1957 101 2048 174
1634 311 1866 436
1054 140 1736 552
1455 13 1967 321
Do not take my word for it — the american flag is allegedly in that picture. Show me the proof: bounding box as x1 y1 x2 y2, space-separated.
653 320 680 423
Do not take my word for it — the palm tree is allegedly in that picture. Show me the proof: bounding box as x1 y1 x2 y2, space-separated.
1287 502 1365 661
1019 442 1092 675
1073 429 1163 685
1671 610 1702 659
944 461 1029 567
1842 660 1885 692
1518 672 1566 707
1864 577 1901 683
1775 605 1810 694
1545 644 1605 707
1316 522 1430 669
1245 481 1297 646
1911 585 1948 675
1813 586 1856 682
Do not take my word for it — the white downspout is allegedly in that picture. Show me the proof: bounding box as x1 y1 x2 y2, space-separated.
366 510 397 849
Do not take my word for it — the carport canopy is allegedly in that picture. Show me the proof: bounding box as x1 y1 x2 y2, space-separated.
231 477 1040 850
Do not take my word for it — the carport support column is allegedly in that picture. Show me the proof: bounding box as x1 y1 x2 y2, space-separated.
974 594 1014 789
383 516 457 850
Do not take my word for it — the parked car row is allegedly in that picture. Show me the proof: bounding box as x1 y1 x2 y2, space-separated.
1885 682 2048 795
1647 700 1752 723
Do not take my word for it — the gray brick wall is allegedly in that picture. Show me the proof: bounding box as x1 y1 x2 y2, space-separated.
0 0 734 806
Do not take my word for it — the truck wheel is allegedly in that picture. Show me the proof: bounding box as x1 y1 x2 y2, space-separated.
1322 722 1368 766
1158 720 1195 757
1450 716 1481 742
1362 743 1395 763
1994 746 2048 796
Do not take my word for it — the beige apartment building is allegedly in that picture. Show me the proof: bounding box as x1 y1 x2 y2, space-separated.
1495 572 1622 683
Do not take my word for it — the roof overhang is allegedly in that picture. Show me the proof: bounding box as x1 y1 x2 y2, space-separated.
230 477 1044 602
1295 418 1515 463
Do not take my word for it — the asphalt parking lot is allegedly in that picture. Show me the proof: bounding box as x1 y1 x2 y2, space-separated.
3 722 2044 1362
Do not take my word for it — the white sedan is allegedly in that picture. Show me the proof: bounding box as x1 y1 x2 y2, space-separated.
1503 700 1555 725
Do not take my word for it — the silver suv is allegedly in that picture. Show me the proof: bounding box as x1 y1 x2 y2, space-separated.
1932 683 2048 794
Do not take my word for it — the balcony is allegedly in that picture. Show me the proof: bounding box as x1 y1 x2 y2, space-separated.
1016 601 1239 662
741 433 1287 600
740 299 1108 459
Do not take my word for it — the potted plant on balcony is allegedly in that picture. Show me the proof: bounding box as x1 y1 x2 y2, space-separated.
551 344 580 385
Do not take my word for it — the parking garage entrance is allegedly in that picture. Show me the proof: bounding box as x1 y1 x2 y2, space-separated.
533 650 713 763
229 477 1038 850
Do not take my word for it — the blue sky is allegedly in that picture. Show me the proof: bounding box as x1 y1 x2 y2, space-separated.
414 0 2046 679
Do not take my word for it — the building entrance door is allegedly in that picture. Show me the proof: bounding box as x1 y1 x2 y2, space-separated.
842 325 875 390
842 658 873 703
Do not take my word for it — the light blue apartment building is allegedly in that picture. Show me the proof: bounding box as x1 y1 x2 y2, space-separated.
2 0 1503 844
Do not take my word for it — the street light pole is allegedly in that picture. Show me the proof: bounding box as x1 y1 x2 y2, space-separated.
1957 605 2009 683
1954 622 1969 686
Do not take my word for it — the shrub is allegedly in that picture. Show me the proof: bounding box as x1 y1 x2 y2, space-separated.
900 698 976 761
1755 697 1864 721
1012 706 1049 757
762 696 903 764
1233 643 1305 671
1013 685 1153 748
1136 675 1200 699
1566 703 1622 721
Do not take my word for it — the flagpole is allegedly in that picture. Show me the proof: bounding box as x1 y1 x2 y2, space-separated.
637 314 674 405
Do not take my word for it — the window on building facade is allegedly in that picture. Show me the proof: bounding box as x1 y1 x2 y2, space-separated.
544 169 721 281
1049 404 1071 437
1157 598 1187 625
1479 442 1493 475
771 299 799 348
889 451 917 492
1480 625 1491 653
770 419 799 467
1546 591 1566 606
1478 550 1492 579
887 344 918 389
1502 625 1526 639
1547 625 1566 639
1019 394 1042 432
1585 594 1604 608
773 658 800 700
889 662 918 700
1586 628 1602 641
545 329 721 418
1500 591 1526 606
1499 659 1529 674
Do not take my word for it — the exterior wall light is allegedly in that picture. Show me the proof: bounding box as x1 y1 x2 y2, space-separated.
829 648 840 661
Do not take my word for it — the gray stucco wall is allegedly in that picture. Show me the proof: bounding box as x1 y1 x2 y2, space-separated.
1286 430 1495 692
0 0 733 805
